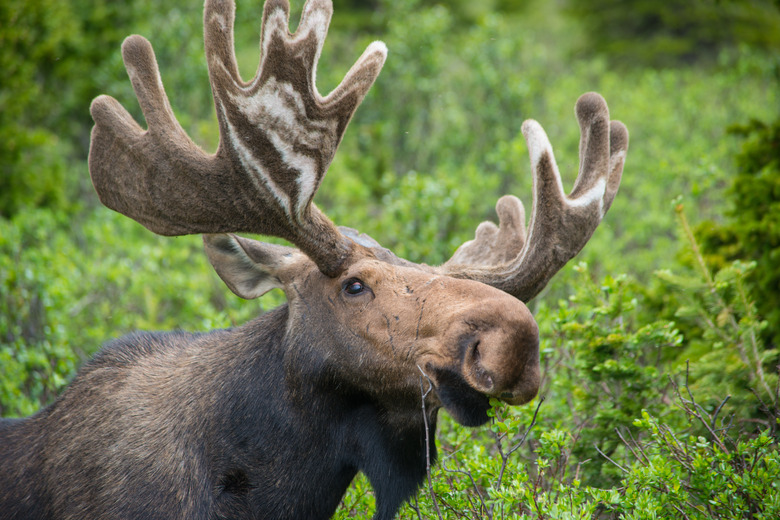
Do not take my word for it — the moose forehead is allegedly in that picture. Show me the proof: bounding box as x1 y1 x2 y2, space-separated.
293 242 536 340
296 234 516 305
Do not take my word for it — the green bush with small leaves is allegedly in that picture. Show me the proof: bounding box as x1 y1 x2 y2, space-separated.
566 0 780 67
696 117 780 349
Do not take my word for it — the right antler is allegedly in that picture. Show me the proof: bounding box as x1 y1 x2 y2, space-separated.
88 0 386 277
440 93 629 302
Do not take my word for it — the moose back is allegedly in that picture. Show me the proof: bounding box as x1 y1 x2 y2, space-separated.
0 0 628 518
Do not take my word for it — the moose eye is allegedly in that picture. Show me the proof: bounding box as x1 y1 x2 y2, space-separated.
343 279 367 296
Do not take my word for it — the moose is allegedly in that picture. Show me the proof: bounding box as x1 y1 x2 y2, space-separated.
0 0 628 518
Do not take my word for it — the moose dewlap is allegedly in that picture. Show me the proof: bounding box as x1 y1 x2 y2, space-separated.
0 0 628 519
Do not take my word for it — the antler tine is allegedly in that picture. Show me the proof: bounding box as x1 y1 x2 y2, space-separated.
89 0 387 277
441 92 629 302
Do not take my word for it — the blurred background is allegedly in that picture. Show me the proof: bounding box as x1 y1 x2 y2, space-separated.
2 0 780 515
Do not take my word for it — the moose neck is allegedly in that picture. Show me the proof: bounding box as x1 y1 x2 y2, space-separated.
0 305 437 520
222 305 439 519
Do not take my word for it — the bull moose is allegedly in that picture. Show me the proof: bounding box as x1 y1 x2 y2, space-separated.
0 0 629 518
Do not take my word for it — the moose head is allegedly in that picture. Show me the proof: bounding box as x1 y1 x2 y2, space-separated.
0 1 628 519
89 0 626 427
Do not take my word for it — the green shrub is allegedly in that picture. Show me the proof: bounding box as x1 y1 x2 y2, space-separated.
566 0 780 67
0 0 210 217
593 402 780 519
0 207 280 416
546 265 684 487
696 117 780 349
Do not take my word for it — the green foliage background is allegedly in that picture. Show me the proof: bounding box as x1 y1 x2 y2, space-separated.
2 0 780 517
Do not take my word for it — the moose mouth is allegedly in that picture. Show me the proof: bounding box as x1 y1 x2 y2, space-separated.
426 365 493 427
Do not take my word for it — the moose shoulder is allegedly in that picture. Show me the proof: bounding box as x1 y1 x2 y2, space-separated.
0 0 629 519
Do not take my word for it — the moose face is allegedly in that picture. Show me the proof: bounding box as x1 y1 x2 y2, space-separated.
204 233 540 427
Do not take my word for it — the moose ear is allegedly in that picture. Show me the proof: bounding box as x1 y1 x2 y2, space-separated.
203 234 300 299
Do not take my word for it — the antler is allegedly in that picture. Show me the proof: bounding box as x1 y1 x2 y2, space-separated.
88 0 386 276
440 92 629 302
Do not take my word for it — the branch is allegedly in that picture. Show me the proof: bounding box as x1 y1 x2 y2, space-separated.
441 464 490 520
615 428 648 467
594 444 628 473
418 365 444 520
710 394 732 432
669 365 730 455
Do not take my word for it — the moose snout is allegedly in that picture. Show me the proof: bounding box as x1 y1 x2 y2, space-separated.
459 299 540 405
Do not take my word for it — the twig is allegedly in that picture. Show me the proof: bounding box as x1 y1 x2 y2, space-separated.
669 366 730 455
626 428 652 467
615 428 647 467
488 396 544 519
508 396 545 458
710 394 731 431
495 396 545 491
594 444 628 473
671 502 692 520
417 365 444 520
409 494 422 520
442 465 490 519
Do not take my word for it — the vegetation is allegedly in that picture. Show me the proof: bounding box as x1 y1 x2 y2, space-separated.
2 0 779 517
695 118 780 349
567 0 780 67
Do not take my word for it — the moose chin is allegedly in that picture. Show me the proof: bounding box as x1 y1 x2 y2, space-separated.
0 0 628 518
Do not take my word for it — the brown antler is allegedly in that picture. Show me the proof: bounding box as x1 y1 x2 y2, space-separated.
440 92 629 302
88 0 386 276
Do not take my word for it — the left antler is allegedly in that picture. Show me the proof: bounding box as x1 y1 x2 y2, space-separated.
88 0 386 276
440 92 629 302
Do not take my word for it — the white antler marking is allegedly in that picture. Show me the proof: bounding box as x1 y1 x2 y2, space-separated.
223 106 292 214
567 177 606 210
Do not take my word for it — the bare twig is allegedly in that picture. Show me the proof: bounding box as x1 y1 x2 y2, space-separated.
495 396 545 492
670 364 730 455
594 444 629 473
417 365 444 520
487 396 545 519
615 428 647 467
711 394 732 432
509 397 545 458
625 428 652 467
408 494 422 520
671 502 692 520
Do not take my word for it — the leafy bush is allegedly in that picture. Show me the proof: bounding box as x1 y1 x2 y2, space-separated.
0 0 209 217
696 117 780 349
566 0 780 66
0 208 281 416
607 408 780 519
545 266 683 487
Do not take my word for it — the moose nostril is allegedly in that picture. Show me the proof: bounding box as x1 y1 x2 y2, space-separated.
472 340 481 360
471 353 495 390
470 341 495 388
